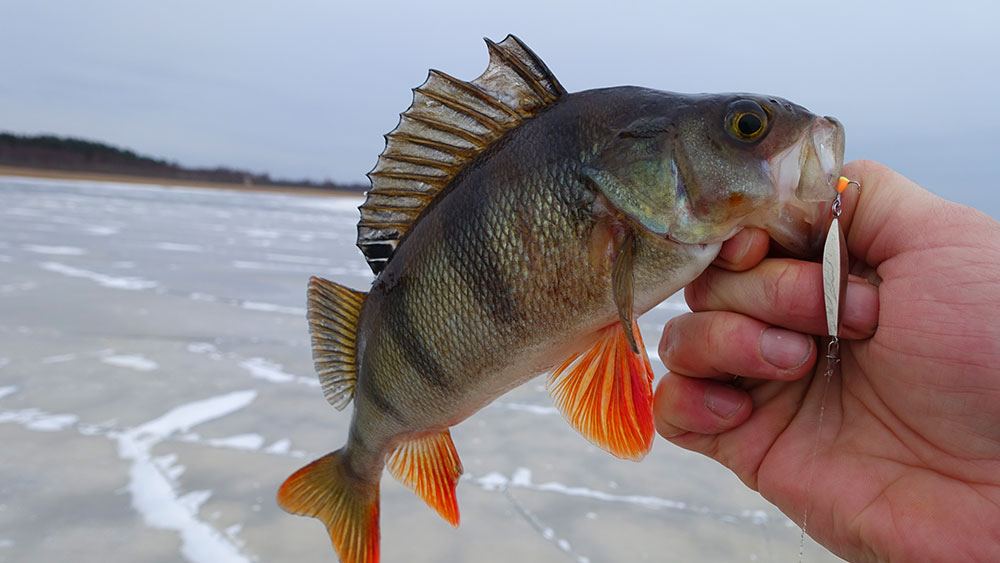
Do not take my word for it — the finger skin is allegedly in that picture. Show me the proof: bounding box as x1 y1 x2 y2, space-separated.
713 228 770 271
659 311 816 381
653 373 751 438
684 259 879 339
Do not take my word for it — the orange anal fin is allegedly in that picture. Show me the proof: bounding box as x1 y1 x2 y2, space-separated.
277 450 380 563
546 321 654 461
386 429 463 527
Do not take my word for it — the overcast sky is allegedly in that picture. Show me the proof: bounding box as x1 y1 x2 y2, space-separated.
2 0 997 216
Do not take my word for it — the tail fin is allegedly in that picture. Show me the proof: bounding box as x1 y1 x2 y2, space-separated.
307 276 367 410
278 450 380 563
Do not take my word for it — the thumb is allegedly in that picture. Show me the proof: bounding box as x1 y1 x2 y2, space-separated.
838 159 973 268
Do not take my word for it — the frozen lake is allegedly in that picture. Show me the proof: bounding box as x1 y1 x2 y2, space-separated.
0 175 841 562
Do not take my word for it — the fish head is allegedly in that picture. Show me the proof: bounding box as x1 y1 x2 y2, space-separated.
584 89 845 256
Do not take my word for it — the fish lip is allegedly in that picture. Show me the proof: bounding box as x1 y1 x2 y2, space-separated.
769 116 845 204
799 116 846 201
762 116 846 257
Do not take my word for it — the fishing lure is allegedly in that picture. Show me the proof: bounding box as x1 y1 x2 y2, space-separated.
822 176 860 361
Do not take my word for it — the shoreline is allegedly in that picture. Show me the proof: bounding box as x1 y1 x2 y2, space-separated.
0 165 363 197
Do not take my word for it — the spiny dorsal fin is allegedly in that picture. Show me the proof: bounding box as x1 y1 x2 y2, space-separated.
357 35 566 274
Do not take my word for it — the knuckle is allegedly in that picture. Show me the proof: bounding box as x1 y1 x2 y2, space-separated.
761 260 819 323
684 268 717 311
658 319 677 362
701 312 730 353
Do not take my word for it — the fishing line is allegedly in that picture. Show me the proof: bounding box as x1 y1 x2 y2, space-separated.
797 177 859 562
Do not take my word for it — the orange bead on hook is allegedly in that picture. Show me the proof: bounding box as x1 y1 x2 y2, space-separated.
836 176 861 194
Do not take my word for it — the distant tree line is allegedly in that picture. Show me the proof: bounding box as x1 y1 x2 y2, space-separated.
0 132 367 193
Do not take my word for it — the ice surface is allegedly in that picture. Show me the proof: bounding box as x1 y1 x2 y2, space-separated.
0 175 843 563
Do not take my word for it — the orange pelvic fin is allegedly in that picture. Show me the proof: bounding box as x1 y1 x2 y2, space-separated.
386 429 464 527
277 450 380 563
546 321 655 461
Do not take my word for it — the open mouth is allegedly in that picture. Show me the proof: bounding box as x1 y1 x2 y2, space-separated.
760 116 846 256
769 116 845 204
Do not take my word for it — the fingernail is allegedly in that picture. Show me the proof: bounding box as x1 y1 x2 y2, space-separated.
705 386 744 419
843 280 879 334
759 327 812 369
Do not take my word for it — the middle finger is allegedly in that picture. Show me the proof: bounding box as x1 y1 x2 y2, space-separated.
660 311 816 381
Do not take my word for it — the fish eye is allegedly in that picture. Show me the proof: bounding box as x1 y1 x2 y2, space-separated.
725 100 769 142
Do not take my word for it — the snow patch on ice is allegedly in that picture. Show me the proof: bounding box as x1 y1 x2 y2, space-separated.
42 353 78 364
238 358 318 387
264 438 291 454
22 244 86 255
85 225 120 236
115 390 257 563
102 354 159 372
187 342 225 360
238 358 293 383
471 467 690 511
155 242 205 252
224 524 244 547
39 261 159 290
207 434 265 451
243 229 280 239
240 301 306 316
0 408 78 431
473 472 511 491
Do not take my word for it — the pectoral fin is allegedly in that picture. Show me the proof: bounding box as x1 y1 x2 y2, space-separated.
386 429 464 527
611 230 639 354
546 321 655 461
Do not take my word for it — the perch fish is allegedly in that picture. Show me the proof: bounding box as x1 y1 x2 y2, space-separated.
278 35 845 562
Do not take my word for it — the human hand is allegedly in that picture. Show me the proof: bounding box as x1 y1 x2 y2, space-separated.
654 160 1000 561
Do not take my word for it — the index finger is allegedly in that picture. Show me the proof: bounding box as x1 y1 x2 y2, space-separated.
684 258 880 339
712 228 770 272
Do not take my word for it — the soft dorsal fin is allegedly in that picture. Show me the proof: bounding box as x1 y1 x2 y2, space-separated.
357 35 566 274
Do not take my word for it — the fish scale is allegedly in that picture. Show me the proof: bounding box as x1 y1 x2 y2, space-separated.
278 34 844 563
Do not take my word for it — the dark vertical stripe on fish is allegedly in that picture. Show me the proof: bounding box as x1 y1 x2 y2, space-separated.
389 276 453 388
442 198 526 333
348 421 369 450
357 360 406 422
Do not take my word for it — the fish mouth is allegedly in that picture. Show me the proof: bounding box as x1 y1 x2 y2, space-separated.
760 116 846 256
